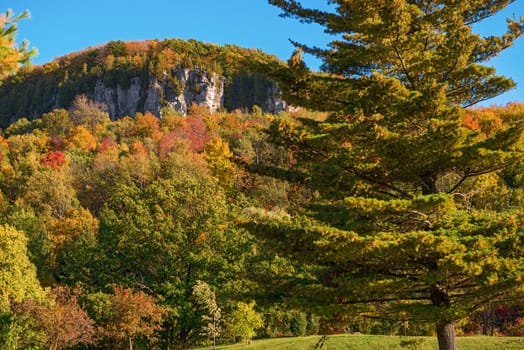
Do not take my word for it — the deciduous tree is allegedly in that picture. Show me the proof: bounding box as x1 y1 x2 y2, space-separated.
0 225 43 309
14 286 96 350
226 301 263 344
70 94 110 133
95 154 243 349
94 287 165 350
192 280 221 349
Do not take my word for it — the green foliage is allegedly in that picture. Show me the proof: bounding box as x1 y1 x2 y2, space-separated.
227 301 264 343
105 40 128 57
289 311 308 337
41 109 72 137
0 224 44 348
2 208 51 282
4 117 37 136
0 38 283 125
247 1 524 349
0 9 37 83
92 152 246 348
0 83 521 350
0 225 43 309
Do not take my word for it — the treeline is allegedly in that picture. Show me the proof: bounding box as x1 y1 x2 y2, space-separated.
0 96 325 349
0 96 523 349
0 39 283 125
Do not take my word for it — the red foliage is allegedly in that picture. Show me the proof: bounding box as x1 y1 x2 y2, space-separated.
173 116 210 152
98 137 118 153
40 151 65 170
159 132 179 158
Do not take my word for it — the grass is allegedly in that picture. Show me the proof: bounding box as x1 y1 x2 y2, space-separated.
196 334 524 350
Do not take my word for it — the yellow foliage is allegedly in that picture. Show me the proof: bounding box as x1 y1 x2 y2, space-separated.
47 207 99 247
0 9 36 81
66 126 97 151
204 137 236 187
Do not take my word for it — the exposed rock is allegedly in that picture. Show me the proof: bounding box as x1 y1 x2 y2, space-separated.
87 68 284 119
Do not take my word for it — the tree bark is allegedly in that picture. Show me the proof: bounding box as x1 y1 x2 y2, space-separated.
436 320 457 350
482 308 488 335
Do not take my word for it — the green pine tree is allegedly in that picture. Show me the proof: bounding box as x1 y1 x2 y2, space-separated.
246 2 524 350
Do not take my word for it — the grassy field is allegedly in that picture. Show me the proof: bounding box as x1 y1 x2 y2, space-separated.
197 334 524 350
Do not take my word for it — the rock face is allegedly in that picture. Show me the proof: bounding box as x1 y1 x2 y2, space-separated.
0 39 290 127
90 67 285 119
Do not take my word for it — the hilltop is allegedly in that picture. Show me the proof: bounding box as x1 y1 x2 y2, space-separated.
0 39 286 127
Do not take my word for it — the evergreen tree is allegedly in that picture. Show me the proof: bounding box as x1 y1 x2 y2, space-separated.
246 1 524 349
0 9 36 82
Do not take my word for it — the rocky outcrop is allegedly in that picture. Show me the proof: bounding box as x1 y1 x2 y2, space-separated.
89 67 285 119
0 39 290 127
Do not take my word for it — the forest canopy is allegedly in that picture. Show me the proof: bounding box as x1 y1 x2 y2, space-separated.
0 2 523 350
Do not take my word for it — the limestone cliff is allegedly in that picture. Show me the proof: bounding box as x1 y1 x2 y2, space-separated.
0 39 288 126
90 67 285 119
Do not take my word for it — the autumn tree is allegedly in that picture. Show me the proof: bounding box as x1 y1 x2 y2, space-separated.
41 109 73 137
94 153 248 349
246 1 524 350
13 286 96 350
0 224 43 348
89 287 165 350
204 136 236 189
133 111 162 141
192 280 222 349
2 208 51 284
70 94 110 132
19 166 77 219
0 9 36 82
226 301 263 344
66 125 97 151
0 225 43 309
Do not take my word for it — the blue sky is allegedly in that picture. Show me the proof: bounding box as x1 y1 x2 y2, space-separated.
9 0 524 106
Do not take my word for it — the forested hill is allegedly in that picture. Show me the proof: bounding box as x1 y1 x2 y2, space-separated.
0 39 286 127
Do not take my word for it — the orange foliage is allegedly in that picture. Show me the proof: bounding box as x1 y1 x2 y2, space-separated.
462 114 480 130
103 287 166 347
218 112 246 140
124 40 151 56
0 135 8 162
187 103 211 118
129 140 148 155
66 126 97 151
465 106 505 136
161 47 175 67
174 116 210 152
133 112 162 141
47 207 99 249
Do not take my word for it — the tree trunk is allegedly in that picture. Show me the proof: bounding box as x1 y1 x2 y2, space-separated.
482 308 488 335
436 320 457 350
